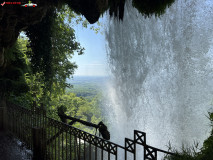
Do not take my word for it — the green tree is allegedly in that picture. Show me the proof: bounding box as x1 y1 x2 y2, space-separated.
24 7 85 105
5 5 104 134
48 92 103 133
0 38 30 97
50 6 84 96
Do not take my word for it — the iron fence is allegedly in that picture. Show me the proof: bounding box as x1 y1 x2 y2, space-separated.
5 102 176 160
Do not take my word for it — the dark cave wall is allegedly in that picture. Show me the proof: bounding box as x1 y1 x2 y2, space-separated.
0 0 107 67
0 0 175 68
0 5 48 67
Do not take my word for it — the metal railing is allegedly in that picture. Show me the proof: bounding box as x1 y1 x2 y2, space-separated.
5 102 176 160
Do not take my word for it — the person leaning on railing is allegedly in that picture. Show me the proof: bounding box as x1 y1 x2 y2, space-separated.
57 105 110 140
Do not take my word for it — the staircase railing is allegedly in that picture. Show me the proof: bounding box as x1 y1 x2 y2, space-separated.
5 102 176 160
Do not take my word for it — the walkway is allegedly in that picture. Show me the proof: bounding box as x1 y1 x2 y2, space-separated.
0 132 32 160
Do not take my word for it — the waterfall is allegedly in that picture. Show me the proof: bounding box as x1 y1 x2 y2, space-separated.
104 0 213 151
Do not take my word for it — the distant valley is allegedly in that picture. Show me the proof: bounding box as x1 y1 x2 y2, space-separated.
66 76 109 98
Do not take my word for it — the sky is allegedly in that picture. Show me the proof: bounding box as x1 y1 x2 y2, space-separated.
20 14 109 77
71 15 109 77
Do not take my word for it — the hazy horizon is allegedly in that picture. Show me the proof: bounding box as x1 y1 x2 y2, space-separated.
71 15 109 77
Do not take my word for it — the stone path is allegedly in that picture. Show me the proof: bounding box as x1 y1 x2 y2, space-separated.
0 132 32 160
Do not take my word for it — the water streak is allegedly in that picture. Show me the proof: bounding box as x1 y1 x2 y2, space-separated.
105 0 213 151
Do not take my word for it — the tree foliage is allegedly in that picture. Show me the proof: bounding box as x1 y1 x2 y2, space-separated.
47 92 103 133
0 38 30 97
25 6 85 99
7 5 103 128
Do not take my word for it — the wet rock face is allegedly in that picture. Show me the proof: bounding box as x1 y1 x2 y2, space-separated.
0 0 105 67
0 6 48 45
67 0 104 24
0 5 49 67
0 0 175 67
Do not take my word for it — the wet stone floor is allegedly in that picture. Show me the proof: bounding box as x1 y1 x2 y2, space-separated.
0 132 32 160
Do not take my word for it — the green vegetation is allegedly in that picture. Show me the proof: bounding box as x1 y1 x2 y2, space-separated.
164 112 213 160
49 92 102 132
26 7 83 97
3 5 104 134
62 78 105 132
0 37 30 97
66 82 103 100
0 1 212 157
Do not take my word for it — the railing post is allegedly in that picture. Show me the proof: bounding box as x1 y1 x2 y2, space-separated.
32 127 47 160
4 102 175 160
144 146 157 160
125 138 135 160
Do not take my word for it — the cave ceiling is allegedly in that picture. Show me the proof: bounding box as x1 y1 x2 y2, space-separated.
0 0 175 68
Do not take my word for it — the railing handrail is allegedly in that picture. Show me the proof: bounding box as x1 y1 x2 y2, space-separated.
6 102 176 160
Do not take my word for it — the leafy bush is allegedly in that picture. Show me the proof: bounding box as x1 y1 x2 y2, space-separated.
164 112 213 160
